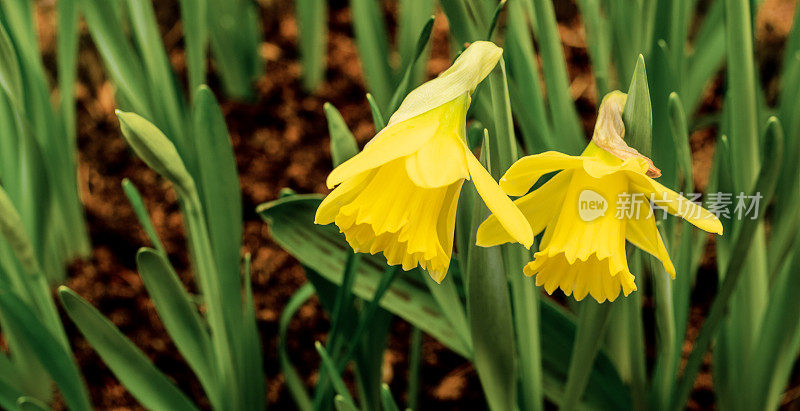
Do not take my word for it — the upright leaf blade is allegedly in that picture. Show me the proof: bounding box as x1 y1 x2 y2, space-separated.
59 287 198 411
0 289 91 411
135 248 217 406
178 0 209 99
466 147 517 411
297 0 328 90
324 103 359 166
191 86 243 298
350 0 394 110
530 0 585 153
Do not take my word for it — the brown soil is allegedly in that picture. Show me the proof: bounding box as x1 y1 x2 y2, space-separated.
22 0 800 409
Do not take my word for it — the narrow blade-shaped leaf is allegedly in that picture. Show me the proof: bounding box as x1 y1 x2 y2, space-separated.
59 287 198 411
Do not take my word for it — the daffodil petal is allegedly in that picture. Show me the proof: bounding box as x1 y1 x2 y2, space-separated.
499 152 584 196
431 181 464 283
466 150 533 248
476 170 572 247
315 170 374 224
388 41 502 127
625 212 677 278
326 111 440 189
628 173 723 235
582 156 649 179
405 117 470 187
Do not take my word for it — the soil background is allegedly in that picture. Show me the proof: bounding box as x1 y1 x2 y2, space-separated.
24 0 800 409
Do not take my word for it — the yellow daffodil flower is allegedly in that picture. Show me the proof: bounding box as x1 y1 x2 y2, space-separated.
316 41 533 282
477 91 723 303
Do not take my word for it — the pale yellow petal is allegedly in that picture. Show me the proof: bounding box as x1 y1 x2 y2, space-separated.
499 152 585 196
476 170 572 247
387 41 502 127
628 173 724 235
435 181 465 276
602 273 621 302
405 128 470 188
315 170 374 224
326 111 440 188
466 151 534 248
582 156 649 179
625 212 676 278
588 270 606 303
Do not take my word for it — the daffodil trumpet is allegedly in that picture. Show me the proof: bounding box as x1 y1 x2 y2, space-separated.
477 91 723 303
315 41 533 283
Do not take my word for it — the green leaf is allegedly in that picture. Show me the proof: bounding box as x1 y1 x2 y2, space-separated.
622 55 653 157
279 285 315 411
387 16 435 115
406 327 422 410
507 257 544 411
207 0 262 99
465 147 517 411
324 103 359 167
485 0 507 40
121 179 166 254
684 0 725 115
315 342 356 407
230 253 265 411
667 93 693 191
79 0 152 118
178 0 208 98
15 396 50 411
56 0 78 139
344 267 398 358
397 0 434 87
559 302 613 410
649 254 678 411
421 269 471 354
58 287 198 411
717 1 769 404
0 23 22 108
122 0 184 141
326 253 360 355
191 86 243 301
297 0 327 91
575 0 611 96
749 241 800 409
530 0 585 154
0 185 41 276
0 289 91 411
350 0 394 110
505 0 553 153
438 1 482 42
366 93 386 131
135 248 217 406
352 308 392 411
465 237 517 411
334 395 359 411
258 195 471 357
744 118 796 411
486 61 519 175
380 384 400 411
0 376 22 410
0 1 37 54
671 117 783 411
